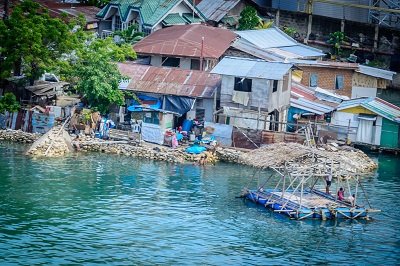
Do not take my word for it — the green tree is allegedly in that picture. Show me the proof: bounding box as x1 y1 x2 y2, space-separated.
254 20 274 30
327 31 347 58
113 24 145 45
67 36 137 114
0 0 77 85
0 93 20 114
238 6 259 30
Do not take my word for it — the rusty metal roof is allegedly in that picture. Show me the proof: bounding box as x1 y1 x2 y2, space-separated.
33 0 101 23
117 63 221 98
25 81 69 97
133 24 238 59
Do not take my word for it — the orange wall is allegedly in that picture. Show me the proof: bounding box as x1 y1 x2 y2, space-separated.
300 66 354 98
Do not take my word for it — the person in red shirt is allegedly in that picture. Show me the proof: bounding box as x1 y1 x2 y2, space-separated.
337 187 345 201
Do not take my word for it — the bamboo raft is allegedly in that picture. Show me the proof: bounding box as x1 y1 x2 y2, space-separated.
242 151 381 220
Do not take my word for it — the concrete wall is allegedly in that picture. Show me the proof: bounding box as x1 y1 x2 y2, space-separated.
171 2 193 14
352 86 377 98
150 56 162 66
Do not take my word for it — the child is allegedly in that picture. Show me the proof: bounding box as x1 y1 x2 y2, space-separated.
337 187 345 201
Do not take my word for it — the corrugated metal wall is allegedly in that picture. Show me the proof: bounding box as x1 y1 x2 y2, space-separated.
271 0 370 24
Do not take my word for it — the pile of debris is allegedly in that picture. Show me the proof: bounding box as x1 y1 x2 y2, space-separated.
240 142 377 173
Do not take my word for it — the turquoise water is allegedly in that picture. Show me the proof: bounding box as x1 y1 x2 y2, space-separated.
0 141 399 265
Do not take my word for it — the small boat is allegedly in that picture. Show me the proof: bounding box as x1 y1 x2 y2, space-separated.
241 152 380 220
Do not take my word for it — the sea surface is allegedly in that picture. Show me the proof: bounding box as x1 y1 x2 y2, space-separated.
0 141 399 265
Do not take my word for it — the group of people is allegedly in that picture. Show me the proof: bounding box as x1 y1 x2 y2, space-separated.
325 172 356 205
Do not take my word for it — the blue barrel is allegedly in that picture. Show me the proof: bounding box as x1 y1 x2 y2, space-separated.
182 119 192 132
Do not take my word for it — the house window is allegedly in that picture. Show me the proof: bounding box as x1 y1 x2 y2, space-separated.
234 77 252 92
335 75 344 90
282 74 289 92
114 15 122 31
309 73 318 87
142 27 152 36
196 108 205 121
191 59 200 70
272 80 278 92
143 112 159 125
196 99 203 107
162 57 180 67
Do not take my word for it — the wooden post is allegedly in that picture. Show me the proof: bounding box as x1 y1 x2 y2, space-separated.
44 117 71 156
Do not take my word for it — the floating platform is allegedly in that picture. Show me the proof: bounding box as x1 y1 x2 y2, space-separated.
245 188 371 220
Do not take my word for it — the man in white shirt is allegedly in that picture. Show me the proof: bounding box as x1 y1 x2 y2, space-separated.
325 172 332 194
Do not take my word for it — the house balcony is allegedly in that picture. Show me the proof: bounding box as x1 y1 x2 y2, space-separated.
101 30 114 39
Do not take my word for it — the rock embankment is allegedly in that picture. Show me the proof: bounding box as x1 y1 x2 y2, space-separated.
1 129 377 173
24 126 73 157
0 129 42 143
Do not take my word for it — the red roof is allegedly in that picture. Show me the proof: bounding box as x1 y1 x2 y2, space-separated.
133 24 238 59
1 0 100 22
118 63 221 98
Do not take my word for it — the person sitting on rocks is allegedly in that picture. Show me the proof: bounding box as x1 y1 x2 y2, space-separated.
73 135 81 151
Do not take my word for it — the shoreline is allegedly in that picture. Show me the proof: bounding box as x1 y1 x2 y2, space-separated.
0 128 377 173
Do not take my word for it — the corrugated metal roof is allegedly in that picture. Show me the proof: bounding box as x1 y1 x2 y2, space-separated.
210 56 292 79
133 24 238 59
197 0 240 22
290 82 338 115
279 45 326 58
314 87 349 103
182 13 202 24
357 65 396 80
235 27 325 59
230 39 284 62
235 27 296 48
337 97 400 122
97 0 206 27
117 63 220 98
162 13 188 26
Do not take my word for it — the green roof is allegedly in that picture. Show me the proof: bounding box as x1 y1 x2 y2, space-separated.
182 13 202 24
221 16 239 26
162 13 188 26
96 0 206 28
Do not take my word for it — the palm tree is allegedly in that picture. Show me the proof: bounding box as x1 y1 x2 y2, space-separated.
254 20 274 30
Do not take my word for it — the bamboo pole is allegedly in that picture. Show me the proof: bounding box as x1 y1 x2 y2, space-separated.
44 117 70 156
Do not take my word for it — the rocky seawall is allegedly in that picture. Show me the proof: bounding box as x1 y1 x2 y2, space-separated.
0 129 377 173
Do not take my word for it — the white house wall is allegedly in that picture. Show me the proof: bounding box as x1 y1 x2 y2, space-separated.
373 116 382 146
331 111 359 142
127 10 140 22
170 2 193 14
151 56 162 66
251 78 270 110
160 113 174 131
180 59 191 69
202 99 214 122
268 80 290 114
103 6 118 20
352 86 377 98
